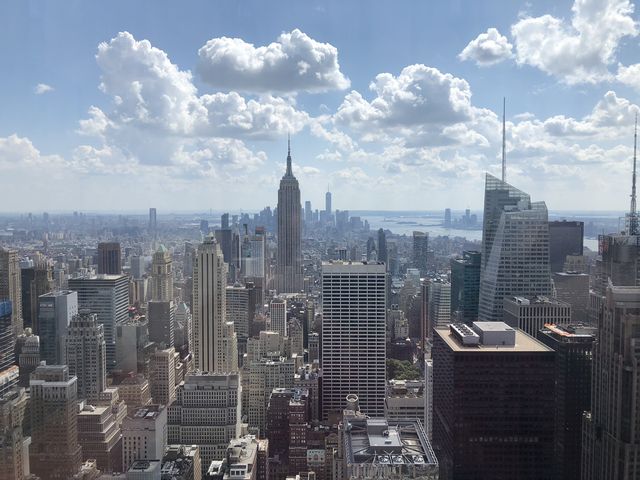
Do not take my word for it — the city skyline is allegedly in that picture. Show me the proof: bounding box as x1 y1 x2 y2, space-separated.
2 0 640 212
3 2 640 479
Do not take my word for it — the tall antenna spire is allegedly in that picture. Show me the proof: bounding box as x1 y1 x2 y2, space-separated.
286 133 292 176
502 97 506 183
630 114 638 235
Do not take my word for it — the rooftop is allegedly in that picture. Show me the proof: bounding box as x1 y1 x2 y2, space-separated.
161 445 199 479
540 324 597 342
436 325 552 353
322 260 386 273
129 460 161 473
343 417 438 473
506 295 569 306
129 404 164 420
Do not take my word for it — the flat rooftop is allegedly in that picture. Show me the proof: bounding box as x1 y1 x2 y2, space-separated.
343 418 438 472
435 327 552 353
322 261 386 273
506 295 569 306
130 404 164 420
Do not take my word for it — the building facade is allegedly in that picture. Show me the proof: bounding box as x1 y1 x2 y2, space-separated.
65 312 107 400
503 295 571 337
538 324 595 480
478 174 552 322
97 242 122 275
582 284 640 479
29 365 83 480
548 220 584 272
432 322 555 480
321 262 386 418
38 290 78 366
450 250 481 324
193 235 237 373
68 274 129 372
0 247 22 335
168 373 241 475
276 141 303 294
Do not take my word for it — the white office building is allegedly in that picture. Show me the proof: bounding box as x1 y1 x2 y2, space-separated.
321 261 387 418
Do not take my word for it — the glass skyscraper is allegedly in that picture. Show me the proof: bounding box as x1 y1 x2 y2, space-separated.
478 174 552 321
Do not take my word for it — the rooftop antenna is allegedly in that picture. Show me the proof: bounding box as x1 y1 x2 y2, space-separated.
286 133 292 176
502 97 506 183
630 114 638 235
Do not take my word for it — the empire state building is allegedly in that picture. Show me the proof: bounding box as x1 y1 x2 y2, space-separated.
276 139 303 293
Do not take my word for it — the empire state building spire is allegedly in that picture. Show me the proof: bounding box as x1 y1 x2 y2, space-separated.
276 137 303 293
286 133 293 177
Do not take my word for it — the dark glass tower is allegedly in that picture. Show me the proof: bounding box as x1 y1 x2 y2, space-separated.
548 220 584 272
97 242 122 275
276 140 303 293
538 324 595 480
450 250 481 324
377 228 387 263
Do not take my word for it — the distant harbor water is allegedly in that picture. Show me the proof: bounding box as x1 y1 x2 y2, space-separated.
361 214 483 242
357 212 606 252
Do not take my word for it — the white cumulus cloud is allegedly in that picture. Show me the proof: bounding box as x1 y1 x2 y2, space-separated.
511 0 638 84
197 29 350 93
617 63 640 90
77 31 306 175
336 64 473 130
34 83 54 95
458 28 513 66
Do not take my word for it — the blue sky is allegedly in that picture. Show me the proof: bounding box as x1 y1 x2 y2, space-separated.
0 0 639 212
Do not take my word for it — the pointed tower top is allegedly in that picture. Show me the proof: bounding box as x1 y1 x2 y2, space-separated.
286 134 293 177
502 97 506 183
629 113 638 235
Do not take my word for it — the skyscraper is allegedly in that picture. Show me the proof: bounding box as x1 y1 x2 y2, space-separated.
428 278 451 330
450 250 481 324
20 254 52 331
248 357 295 435
150 245 173 302
240 228 266 298
548 220 584 272
193 234 238 373
276 139 303 294
122 404 167 472
0 301 18 396
503 295 571 337
68 274 129 372
444 208 452 228
38 290 78 366
64 312 106 401
0 247 22 335
149 347 176 406
226 284 249 349
325 188 332 214
377 228 387 264
0 387 29 480
304 200 313 225
412 231 429 275
538 324 595 480
321 261 386 418
168 373 241 475
149 208 157 238
432 322 555 480
269 297 287 337
478 174 552 322
553 271 590 324
97 242 122 275
582 284 640 479
147 300 175 348
29 364 83 480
